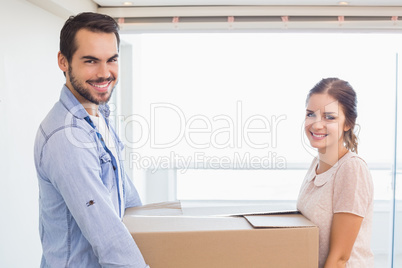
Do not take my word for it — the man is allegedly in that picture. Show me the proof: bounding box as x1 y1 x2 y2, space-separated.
34 12 149 268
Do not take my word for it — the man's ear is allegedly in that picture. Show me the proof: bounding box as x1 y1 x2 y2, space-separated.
58 51 68 73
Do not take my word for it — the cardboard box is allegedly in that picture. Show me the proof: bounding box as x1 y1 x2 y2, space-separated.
124 202 318 268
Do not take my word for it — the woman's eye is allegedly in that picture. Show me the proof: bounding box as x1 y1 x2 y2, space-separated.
325 115 335 120
306 112 315 117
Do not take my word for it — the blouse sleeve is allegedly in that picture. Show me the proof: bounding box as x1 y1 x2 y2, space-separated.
333 156 374 217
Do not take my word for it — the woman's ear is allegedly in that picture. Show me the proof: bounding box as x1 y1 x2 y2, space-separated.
57 51 68 73
344 123 351 132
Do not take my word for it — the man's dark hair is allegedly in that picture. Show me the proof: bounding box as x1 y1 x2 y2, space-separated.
60 12 120 63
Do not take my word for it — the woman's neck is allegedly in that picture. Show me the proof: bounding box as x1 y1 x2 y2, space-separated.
316 145 349 174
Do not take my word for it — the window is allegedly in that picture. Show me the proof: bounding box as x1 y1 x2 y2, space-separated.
118 32 402 266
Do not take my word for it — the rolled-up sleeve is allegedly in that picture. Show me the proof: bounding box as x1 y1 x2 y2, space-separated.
124 172 142 209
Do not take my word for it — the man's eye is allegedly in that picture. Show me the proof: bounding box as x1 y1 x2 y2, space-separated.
85 60 95 64
306 112 315 117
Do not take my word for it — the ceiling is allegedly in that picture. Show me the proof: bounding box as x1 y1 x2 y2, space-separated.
92 0 402 7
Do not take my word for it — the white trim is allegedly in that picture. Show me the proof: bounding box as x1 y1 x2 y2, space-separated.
118 21 402 33
99 6 402 17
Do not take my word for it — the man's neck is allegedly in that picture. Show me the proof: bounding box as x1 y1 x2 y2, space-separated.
316 145 348 174
66 84 99 116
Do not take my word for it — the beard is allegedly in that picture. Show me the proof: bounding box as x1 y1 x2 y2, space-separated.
68 66 117 105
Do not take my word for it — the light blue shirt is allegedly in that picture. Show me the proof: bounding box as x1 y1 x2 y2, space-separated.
34 85 148 268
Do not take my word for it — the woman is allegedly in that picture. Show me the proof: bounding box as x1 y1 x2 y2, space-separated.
297 78 374 268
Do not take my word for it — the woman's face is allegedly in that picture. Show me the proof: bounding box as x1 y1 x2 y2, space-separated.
305 93 349 154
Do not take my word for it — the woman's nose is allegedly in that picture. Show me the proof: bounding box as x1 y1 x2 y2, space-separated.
312 116 325 129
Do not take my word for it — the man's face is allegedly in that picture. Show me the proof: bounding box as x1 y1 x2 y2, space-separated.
62 28 119 105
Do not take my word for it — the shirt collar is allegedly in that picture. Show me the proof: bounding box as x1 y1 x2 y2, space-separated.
313 167 337 187
99 103 110 120
306 161 335 187
307 151 354 187
307 163 336 187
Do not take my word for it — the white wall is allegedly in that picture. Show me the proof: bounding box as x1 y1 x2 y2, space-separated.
0 0 65 266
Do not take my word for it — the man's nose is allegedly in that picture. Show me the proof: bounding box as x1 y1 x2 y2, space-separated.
97 63 111 78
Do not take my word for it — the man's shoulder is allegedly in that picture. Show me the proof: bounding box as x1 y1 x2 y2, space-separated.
41 101 76 129
37 100 93 144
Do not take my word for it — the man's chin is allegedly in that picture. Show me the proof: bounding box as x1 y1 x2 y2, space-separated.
96 92 113 105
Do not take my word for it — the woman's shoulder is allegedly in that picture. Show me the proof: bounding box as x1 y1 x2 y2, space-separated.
336 151 371 178
339 151 368 167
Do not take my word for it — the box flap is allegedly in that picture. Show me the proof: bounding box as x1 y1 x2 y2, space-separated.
125 201 182 216
126 201 299 218
124 202 313 229
124 215 254 233
244 214 316 228
181 204 298 217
